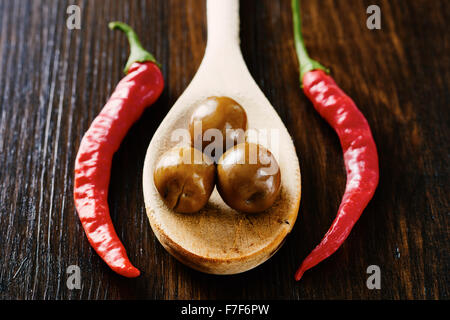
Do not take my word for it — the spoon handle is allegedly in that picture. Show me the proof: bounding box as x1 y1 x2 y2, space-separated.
206 0 240 53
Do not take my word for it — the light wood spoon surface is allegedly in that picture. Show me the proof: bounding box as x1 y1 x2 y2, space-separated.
142 0 301 274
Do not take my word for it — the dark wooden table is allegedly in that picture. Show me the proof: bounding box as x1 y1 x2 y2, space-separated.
0 0 448 300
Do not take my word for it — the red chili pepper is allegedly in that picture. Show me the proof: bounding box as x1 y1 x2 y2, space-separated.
74 22 164 277
291 0 379 281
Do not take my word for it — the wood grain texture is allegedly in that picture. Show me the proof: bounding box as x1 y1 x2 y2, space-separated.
0 0 448 300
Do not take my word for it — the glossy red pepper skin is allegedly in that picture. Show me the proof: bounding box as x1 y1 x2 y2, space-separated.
74 62 164 277
295 70 379 280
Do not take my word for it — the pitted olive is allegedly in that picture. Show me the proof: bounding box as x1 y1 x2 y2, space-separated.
189 96 247 159
153 146 215 213
217 142 281 213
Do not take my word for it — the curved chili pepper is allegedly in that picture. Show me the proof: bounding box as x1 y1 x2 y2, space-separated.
291 0 379 281
74 22 164 277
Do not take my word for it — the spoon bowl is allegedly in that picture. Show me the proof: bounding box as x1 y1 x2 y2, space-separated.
142 0 301 274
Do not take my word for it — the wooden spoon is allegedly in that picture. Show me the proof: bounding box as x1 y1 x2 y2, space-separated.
142 0 301 274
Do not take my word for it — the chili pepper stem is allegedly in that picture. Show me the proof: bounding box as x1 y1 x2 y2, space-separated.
109 21 160 73
291 0 329 85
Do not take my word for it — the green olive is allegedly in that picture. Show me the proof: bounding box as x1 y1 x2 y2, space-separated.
153 146 215 213
189 96 247 159
217 142 281 213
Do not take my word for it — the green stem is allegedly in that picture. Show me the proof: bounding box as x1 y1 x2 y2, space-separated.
109 21 160 74
291 0 329 85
